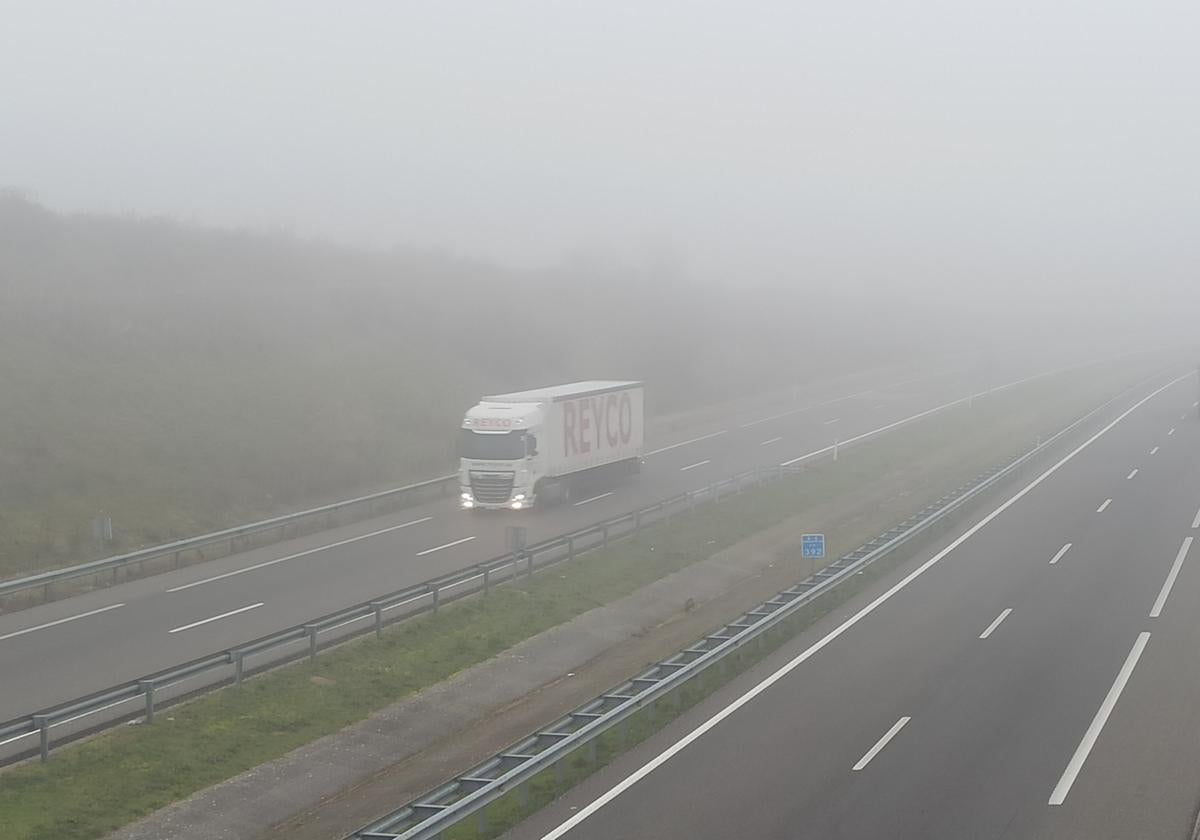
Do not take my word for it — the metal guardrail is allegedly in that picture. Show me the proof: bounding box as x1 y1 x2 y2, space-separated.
0 473 458 600
344 377 1158 840
0 464 805 764
0 372 1155 765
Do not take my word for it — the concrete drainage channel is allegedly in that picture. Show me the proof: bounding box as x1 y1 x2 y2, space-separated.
345 380 1147 840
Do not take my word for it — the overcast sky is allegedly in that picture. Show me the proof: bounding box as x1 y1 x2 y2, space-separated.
3 1 1198 306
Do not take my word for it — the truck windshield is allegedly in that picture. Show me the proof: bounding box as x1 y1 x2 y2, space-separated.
458 429 527 460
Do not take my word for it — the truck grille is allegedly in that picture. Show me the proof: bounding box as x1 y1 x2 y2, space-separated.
470 472 515 504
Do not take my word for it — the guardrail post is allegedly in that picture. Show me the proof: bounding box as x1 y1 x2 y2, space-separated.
372 603 384 638
483 565 491 595
713 482 721 503
477 804 489 836
232 650 245 686
431 585 440 615
518 781 530 810
526 551 534 579
229 535 237 555
33 715 51 762
687 490 695 514
43 581 52 602
634 510 642 532
567 536 575 561
139 680 156 723
173 550 182 569
834 437 840 461
305 626 318 662
602 523 609 548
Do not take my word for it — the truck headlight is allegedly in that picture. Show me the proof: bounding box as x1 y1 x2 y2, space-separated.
461 491 473 500
513 493 526 501
511 500 523 510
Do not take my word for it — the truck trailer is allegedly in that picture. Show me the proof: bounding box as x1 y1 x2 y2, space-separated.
458 381 644 510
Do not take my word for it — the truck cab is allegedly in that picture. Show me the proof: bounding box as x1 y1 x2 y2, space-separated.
458 402 546 510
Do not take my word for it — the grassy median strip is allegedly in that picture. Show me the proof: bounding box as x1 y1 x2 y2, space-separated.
0 362 1153 840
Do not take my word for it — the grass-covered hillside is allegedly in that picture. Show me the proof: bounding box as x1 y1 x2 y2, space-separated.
0 194 930 575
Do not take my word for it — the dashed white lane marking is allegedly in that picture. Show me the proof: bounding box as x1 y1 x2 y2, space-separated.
416 536 476 556
167 516 434 592
573 492 614 507
979 608 1013 639
0 603 126 642
1150 537 1193 618
169 602 263 634
853 717 911 771
1050 543 1072 565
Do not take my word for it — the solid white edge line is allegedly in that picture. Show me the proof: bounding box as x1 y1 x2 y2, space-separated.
573 492 614 507
1050 543 1072 565
645 430 727 456
1126 469 1138 480
978 608 1013 639
1149 537 1193 618
852 716 911 771
1049 632 1151 805
0 603 126 642
1192 506 1200 530
166 516 434 592
679 460 711 472
168 602 264 634
1096 498 1113 513
416 535 476 556
536 375 1186 840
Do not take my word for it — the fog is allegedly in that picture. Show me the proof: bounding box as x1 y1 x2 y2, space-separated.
4 1 1200 335
2 1 1199 569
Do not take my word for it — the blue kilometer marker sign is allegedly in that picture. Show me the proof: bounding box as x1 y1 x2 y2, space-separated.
802 533 826 559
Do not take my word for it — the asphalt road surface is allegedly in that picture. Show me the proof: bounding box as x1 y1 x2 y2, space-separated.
501 370 1200 840
0 354 1162 739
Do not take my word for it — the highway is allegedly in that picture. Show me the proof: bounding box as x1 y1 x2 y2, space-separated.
500 371 1200 840
0 354 1159 731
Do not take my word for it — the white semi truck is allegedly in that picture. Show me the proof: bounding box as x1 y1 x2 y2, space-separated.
458 381 644 510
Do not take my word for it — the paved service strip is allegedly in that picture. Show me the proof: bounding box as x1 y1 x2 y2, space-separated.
1047 632 1152 806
